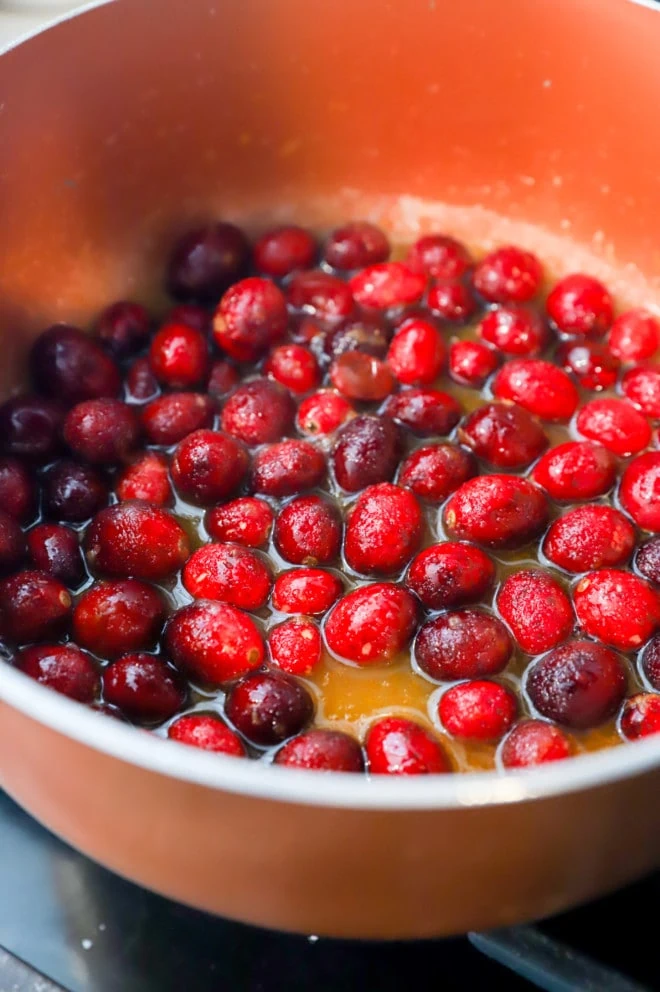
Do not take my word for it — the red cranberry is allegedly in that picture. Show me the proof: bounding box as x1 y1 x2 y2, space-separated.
148 323 209 389
168 713 246 755
637 539 660 586
323 221 390 270
620 693 660 740
609 309 660 362
30 325 120 404
574 569 660 650
171 429 248 504
479 305 548 356
497 570 574 654
206 359 240 402
274 495 341 566
474 246 542 303
438 680 516 740
546 273 613 337
386 317 446 386
415 609 511 681
426 280 478 323
141 392 214 446
264 344 320 394
268 618 322 675
206 497 273 548
0 511 25 573
275 729 364 772
254 225 317 277
213 277 288 361
124 357 159 404
531 441 616 501
221 378 294 446
290 314 327 347
296 390 353 436
325 315 391 360
116 451 172 505
330 352 395 402
272 568 342 615
16 643 98 703
324 583 417 664
73 578 164 658
0 457 35 522
492 359 579 421
165 304 211 333
544 506 635 572
398 444 475 504
0 570 71 642
85 503 189 581
165 601 264 686
556 341 619 391
406 234 472 280
620 452 660 532
527 639 626 728
27 523 84 586
103 653 186 723
43 460 108 523
183 544 272 610
444 474 549 548
96 301 150 358
252 440 325 497
621 364 660 419
345 483 422 576
166 223 250 302
576 398 651 457
641 634 660 689
349 262 426 310
366 717 450 775
332 415 401 491
287 270 355 326
0 395 63 461
406 543 495 610
459 402 548 468
226 671 314 746
63 399 140 465
448 339 499 387
383 388 461 436
500 720 572 768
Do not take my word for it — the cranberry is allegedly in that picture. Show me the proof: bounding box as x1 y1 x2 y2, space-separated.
274 495 341 566
323 221 390 270
448 339 499 387
576 398 651 457
73 578 165 658
438 680 516 740
478 305 548 356
0 511 25 573
206 360 240 402
324 583 417 664
349 262 426 310
221 378 294 446
141 392 214 446
497 570 574 654
171 429 248 504
474 246 542 303
609 309 660 362
206 497 273 548
30 325 120 404
296 390 353 436
544 506 635 572
345 483 422 576
332 415 401 491
275 729 364 772
621 364 660 419
641 634 660 688
366 717 450 775
85 503 189 581
531 441 616 501
386 317 446 385
546 273 613 337
165 601 264 686
406 234 472 280
43 460 108 523
96 301 150 358
398 444 474 504
183 543 272 610
226 671 314 746
168 713 246 756
0 570 71 643
264 344 320 394
426 280 478 323
16 644 98 703
272 568 342 615
556 341 619 391
620 693 660 740
527 639 627 728
166 223 250 302
63 399 140 465
492 359 579 421
406 543 495 610
330 352 395 402
268 618 322 675
165 304 211 333
103 654 186 723
213 277 288 361
382 388 461 436
124 357 159 405
500 720 572 768
287 270 355 326
637 539 660 586
148 323 208 389
252 440 325 497
0 457 35 522
574 569 660 650
415 609 511 681
325 315 391 360
116 452 172 505
444 474 549 548
27 523 84 586
291 315 327 347
620 452 660 532
458 402 548 468
0 395 62 461
254 225 317 277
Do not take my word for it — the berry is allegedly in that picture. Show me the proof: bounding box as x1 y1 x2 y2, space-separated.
166 223 249 302
168 713 246 756
500 720 572 768
16 644 98 703
492 359 579 421
272 568 342 615
264 344 320 394
0 511 25 573
459 402 547 468
386 317 446 385
96 301 150 358
148 323 208 389
268 618 322 675
165 304 211 333
619 452 660 532
63 399 140 465
439 681 516 740
0 395 63 461
141 392 214 446
252 440 325 497
296 390 353 436
382 388 461 436
637 539 660 586
398 444 475 504
576 398 650 457
344 483 423 576
165 601 264 685
444 474 548 548
182 544 272 610
42 460 108 523
213 277 288 361
226 670 314 746
448 339 499 387
0 570 71 642
73 579 165 658
0 457 35 521
405 234 472 280
124 357 159 404
206 497 273 548
574 570 660 650
497 570 574 654
609 309 660 362
426 280 478 323
323 221 390 270
531 441 616 501
287 270 354 326
333 415 400 491
171 429 248 504
85 503 189 581
325 315 391 360
206 360 240 402
641 634 660 689
275 729 364 772
274 496 342 565
621 364 660 419
415 609 511 681
406 543 495 609
527 639 627 728
479 305 548 356
473 246 542 303
221 379 294 446
543 506 635 572
546 274 613 337
556 341 619 391
620 693 660 740
103 654 186 723
30 324 120 404
324 583 417 664
254 225 316 277
27 523 84 586
330 352 395 401
116 451 172 505
366 717 450 775
349 262 426 310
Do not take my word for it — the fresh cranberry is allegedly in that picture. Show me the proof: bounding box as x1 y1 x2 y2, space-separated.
382 388 461 436
85 503 189 581
116 452 172 505
492 359 579 421
325 315 391 360
619 693 660 740
148 323 209 389
168 713 246 755
531 441 616 501
16 644 98 702
324 583 417 664
73 578 164 658
272 568 342 615
0 395 63 461
448 339 499 387
349 262 426 310
213 277 288 361
103 654 186 723
398 444 475 504
459 402 548 468
473 246 542 303
546 274 613 337
30 325 120 404
641 634 660 689
556 341 619 391
96 301 150 358
386 316 446 386
254 225 317 277
426 280 478 323
274 495 341 566
221 378 294 446
499 720 572 768
576 398 651 457
637 539 660 586
268 618 322 675
124 357 159 404
296 390 353 436
264 344 320 394
0 511 25 573
527 639 626 728
275 729 364 772
166 223 250 302
619 452 660 532
345 483 422 576
329 351 395 402
323 221 390 270
63 399 140 465
609 309 660 362
206 360 240 402
406 234 472 280
444 474 549 548
43 460 108 523
415 609 511 681
544 506 635 573
165 601 264 686
574 569 660 649
287 270 355 326
141 392 214 446
27 523 84 586
406 543 495 610
621 364 660 419
366 717 450 775
0 570 71 642
332 415 401 491
182 544 272 610
252 440 325 497
165 304 211 333
439 680 516 740
479 305 548 356
226 671 314 746
290 314 327 348
171 429 248 504
497 570 574 654
206 497 273 548
0 457 35 522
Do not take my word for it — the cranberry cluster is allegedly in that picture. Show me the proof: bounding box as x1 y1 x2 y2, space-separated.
1 219 659 776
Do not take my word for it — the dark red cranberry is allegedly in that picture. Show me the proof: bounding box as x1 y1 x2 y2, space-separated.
268 618 322 675
27 523 84 586
382 388 461 436
16 643 98 702
0 511 25 573
641 634 660 689
296 390 353 436
398 444 475 503
544 506 635 573
458 402 548 468
252 440 325 497
349 262 426 310
103 653 186 723
30 324 120 404
330 352 395 401
171 429 248 504
415 610 511 681
290 314 326 347
254 225 317 277
116 451 172 505
168 713 246 755
366 717 450 775
43 460 108 523
497 570 574 654
0 457 35 522
124 357 159 404
609 309 660 362
324 583 418 664
323 221 390 270
206 497 273 548
439 680 517 740
473 246 542 303
213 277 288 361
531 441 616 502
264 344 320 394
96 301 150 358
221 378 294 446
63 398 140 464
492 359 579 421
576 398 650 457
479 305 549 356
621 364 660 419
141 392 214 446
272 568 342 615
183 543 272 610
345 483 422 576
206 359 240 402
0 570 71 642
574 569 660 650
637 539 660 586
556 340 619 391
333 415 401 492
226 671 314 746
148 322 209 389
275 729 364 772
286 270 355 326
546 274 613 337
274 495 342 565
85 503 189 581
324 315 391 360
166 222 250 302
500 720 572 768
0 395 63 461
619 693 660 740
73 578 164 658
427 280 478 323
406 543 495 610
527 639 627 729
620 452 660 532
386 316 446 386
444 474 549 548
406 234 472 280
165 304 211 333
165 601 264 686
448 339 499 388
